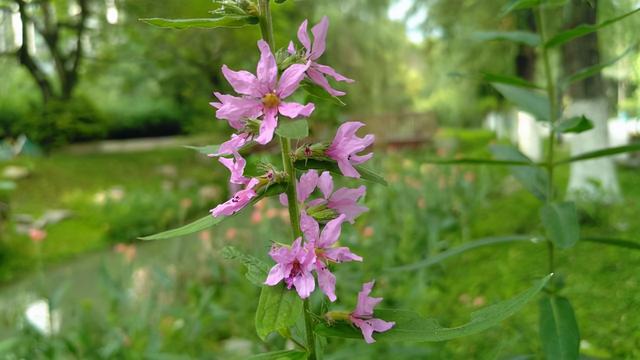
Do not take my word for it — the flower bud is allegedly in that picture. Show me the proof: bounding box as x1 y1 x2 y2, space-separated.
324 310 351 325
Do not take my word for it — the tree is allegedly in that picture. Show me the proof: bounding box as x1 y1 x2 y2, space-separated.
6 0 90 103
561 0 620 200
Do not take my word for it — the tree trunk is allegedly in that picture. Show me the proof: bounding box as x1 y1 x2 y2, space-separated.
561 0 620 201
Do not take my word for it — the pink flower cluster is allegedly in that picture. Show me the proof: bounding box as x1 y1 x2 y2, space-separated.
208 17 392 343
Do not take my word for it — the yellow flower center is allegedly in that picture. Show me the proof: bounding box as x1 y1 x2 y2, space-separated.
262 92 280 109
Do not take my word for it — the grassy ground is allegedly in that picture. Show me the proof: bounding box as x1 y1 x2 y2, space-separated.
1 139 639 358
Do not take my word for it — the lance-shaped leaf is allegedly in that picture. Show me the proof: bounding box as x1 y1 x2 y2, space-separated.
255 283 303 341
389 235 537 272
421 158 535 166
491 144 549 201
483 72 543 90
555 143 640 164
539 296 580 360
545 7 640 48
276 119 309 140
560 43 638 89
184 144 220 155
248 350 307 360
222 246 270 286
540 202 580 249
140 182 288 240
316 274 552 342
491 83 551 121
581 237 640 250
500 0 566 16
140 15 258 29
139 215 225 241
294 159 387 186
555 116 593 134
474 31 541 47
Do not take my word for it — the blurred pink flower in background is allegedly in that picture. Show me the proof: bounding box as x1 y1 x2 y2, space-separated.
29 228 47 243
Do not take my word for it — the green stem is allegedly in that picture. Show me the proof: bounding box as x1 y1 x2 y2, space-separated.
257 1 316 358
536 6 557 274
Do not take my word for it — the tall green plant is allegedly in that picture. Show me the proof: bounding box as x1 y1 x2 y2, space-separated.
400 1 640 358
140 1 550 358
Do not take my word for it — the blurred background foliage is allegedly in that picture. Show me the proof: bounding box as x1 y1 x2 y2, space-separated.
0 0 639 358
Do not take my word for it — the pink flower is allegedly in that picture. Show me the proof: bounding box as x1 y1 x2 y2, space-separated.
213 40 315 145
265 237 317 299
280 170 367 223
212 133 251 157
218 152 249 185
29 228 47 243
350 281 395 344
326 122 375 178
289 17 354 96
301 214 362 302
210 178 259 217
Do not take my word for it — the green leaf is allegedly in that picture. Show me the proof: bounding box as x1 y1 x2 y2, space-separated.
300 81 346 106
482 72 543 90
389 235 536 272
581 237 640 250
294 159 387 186
555 116 594 134
539 296 580 360
316 275 552 342
556 143 640 164
248 350 307 360
140 182 288 240
139 215 225 241
540 202 580 249
474 31 541 47
421 158 535 166
276 119 309 139
255 284 303 341
491 83 551 121
140 15 258 29
184 144 219 155
545 8 640 48
560 43 638 89
491 144 549 201
222 246 270 286
500 0 566 15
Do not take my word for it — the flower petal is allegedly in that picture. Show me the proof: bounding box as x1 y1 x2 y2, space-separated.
278 101 315 119
336 158 360 178
277 63 310 99
296 19 311 54
221 65 261 97
218 152 249 185
300 212 319 243
293 271 315 299
315 63 355 83
324 246 362 263
214 133 250 156
256 40 277 92
316 261 337 302
255 107 278 145
318 214 346 249
264 263 287 286
307 67 346 97
354 281 383 318
351 318 376 344
328 186 368 222
287 41 296 55
310 16 328 61
317 171 334 199
297 170 319 202
214 94 263 127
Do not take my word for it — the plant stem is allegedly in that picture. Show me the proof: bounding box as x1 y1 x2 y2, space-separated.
257 1 316 358
536 6 557 274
